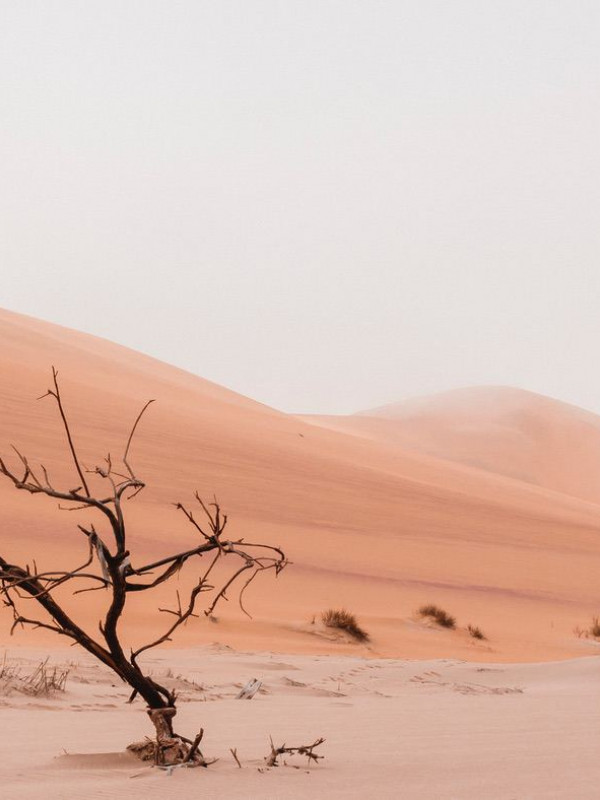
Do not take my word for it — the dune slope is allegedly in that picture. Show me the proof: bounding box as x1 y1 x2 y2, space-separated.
312 386 600 505
0 308 599 662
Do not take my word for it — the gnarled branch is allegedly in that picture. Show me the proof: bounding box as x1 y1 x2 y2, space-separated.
0 369 288 765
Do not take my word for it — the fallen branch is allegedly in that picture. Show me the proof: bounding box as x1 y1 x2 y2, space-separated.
265 736 325 767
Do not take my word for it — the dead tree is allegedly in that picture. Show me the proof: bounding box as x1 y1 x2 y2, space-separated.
0 369 286 765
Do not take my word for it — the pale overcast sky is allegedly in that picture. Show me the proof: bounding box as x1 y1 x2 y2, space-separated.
1 1 599 413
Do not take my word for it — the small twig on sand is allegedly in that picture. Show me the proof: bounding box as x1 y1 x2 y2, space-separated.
265 736 325 767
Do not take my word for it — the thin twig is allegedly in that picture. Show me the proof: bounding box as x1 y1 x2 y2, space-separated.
42 367 91 497
123 400 155 478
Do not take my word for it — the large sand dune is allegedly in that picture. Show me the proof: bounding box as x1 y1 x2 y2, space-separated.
1 307 599 662
307 386 600 504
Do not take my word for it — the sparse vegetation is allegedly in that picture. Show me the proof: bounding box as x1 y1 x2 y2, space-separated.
573 617 600 640
467 624 486 640
418 604 456 629
321 608 370 642
0 655 69 697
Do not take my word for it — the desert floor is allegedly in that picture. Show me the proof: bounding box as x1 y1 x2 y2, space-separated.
1 645 599 800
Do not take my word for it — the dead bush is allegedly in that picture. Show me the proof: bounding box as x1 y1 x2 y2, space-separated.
321 608 369 642
573 618 600 640
418 604 456 629
467 624 486 640
0 655 69 696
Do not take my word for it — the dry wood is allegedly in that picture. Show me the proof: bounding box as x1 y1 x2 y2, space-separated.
183 729 205 764
235 678 262 699
265 736 325 767
0 369 287 765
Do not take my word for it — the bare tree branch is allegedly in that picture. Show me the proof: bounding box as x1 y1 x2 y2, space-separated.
123 399 155 479
40 366 91 497
0 369 287 765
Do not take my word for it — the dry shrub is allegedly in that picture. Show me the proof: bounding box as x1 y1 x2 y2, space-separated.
589 617 600 638
321 608 369 642
0 655 19 694
0 655 69 697
573 618 600 640
418 604 456 629
467 624 486 640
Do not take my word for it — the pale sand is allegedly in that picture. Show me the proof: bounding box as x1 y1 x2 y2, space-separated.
1 647 599 800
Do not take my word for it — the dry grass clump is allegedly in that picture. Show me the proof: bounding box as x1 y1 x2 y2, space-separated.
418 604 456 629
467 624 486 640
573 618 600 640
418 605 488 639
321 608 369 642
0 655 69 697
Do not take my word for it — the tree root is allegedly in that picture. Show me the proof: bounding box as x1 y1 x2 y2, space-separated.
127 735 212 767
127 722 212 767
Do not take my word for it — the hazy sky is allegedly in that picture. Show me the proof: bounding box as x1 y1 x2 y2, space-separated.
1 1 599 414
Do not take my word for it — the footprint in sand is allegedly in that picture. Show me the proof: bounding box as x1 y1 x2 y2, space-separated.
282 676 307 687
410 674 522 695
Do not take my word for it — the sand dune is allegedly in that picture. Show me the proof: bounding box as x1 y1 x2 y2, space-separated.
306 385 600 505
0 307 599 662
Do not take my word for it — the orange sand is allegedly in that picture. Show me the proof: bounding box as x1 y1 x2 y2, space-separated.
0 306 599 663
1 307 600 799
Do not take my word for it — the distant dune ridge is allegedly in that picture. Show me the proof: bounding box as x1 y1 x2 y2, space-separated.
0 306 599 662
305 385 600 506
362 386 600 504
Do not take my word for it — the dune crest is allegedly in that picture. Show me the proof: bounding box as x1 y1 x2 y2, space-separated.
307 385 600 505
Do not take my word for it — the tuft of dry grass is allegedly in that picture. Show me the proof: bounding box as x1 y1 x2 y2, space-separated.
418 604 456 629
321 608 370 642
467 624 486 640
573 618 600 640
0 655 70 697
589 617 600 638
